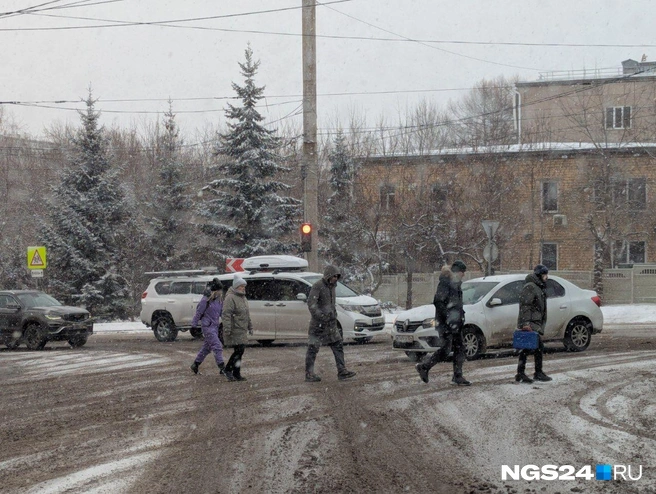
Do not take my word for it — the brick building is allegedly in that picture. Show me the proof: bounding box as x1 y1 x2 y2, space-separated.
515 59 656 145
358 60 656 273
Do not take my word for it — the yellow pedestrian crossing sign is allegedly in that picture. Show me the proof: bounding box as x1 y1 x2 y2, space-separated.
27 246 47 270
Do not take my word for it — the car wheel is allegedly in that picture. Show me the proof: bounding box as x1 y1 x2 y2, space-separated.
153 315 178 342
24 323 47 351
462 326 486 360
563 318 591 352
405 351 426 362
189 327 203 339
354 336 373 344
68 336 88 348
257 340 275 346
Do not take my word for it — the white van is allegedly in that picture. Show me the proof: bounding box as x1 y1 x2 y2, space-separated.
140 255 385 344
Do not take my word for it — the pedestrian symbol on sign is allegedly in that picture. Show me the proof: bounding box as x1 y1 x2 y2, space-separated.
27 246 47 270
30 250 44 267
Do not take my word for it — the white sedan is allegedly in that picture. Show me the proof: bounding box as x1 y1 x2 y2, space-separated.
391 274 603 361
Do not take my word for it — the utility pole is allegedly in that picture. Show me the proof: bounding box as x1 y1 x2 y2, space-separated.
302 0 319 271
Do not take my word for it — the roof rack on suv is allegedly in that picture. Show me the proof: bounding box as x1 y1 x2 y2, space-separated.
242 255 309 274
144 267 220 277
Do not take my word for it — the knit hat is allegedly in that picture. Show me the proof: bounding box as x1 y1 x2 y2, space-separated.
451 260 467 273
534 264 549 276
208 278 223 292
232 275 247 289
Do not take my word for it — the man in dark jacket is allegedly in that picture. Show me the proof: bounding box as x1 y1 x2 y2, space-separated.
515 264 552 383
416 260 471 386
305 265 356 382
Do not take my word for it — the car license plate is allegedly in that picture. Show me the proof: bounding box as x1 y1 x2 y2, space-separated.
372 317 384 325
396 335 414 344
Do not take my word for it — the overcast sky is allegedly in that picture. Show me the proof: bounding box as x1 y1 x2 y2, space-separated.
1 0 654 141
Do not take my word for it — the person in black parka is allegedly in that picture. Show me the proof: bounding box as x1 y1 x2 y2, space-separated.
515 264 553 383
416 260 472 386
304 265 356 382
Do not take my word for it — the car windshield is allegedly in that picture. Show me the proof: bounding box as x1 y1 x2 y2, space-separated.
16 292 63 308
462 281 499 305
301 276 359 297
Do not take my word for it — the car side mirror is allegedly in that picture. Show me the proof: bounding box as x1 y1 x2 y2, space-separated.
488 298 502 307
296 293 307 302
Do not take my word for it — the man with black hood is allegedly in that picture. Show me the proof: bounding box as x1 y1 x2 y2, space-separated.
416 260 471 386
305 265 357 382
515 264 553 383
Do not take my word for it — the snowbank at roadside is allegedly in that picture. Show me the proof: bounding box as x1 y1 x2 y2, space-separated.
601 304 656 324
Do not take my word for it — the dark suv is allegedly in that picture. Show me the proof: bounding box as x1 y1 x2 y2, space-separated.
0 290 93 350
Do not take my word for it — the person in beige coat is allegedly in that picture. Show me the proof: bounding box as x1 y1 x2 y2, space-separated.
222 275 253 382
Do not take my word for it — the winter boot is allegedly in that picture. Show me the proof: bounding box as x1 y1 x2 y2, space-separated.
515 373 533 384
451 376 472 386
416 363 430 384
533 371 552 382
233 372 247 382
223 369 236 382
218 362 226 375
305 373 321 382
190 361 200 375
337 369 357 381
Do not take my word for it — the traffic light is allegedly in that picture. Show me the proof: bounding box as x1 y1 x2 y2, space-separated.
300 223 312 252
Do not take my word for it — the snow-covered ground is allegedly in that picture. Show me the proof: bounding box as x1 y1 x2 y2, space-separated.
601 304 656 325
94 304 656 333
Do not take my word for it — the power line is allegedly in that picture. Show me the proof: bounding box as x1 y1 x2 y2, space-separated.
0 0 64 18
5 5 656 51
317 1 542 72
0 84 561 108
0 0 352 30
0 0 124 19
320 71 655 142
3 69 653 146
3 2 654 52
4 98 303 114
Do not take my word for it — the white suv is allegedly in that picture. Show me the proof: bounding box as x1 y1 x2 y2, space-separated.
140 255 385 343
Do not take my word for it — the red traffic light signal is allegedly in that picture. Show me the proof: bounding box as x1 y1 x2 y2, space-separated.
300 223 312 252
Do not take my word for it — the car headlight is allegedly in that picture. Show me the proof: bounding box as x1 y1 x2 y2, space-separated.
45 314 62 321
422 318 436 328
339 304 363 313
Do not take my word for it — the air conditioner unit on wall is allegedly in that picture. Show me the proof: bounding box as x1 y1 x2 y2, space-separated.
553 214 568 227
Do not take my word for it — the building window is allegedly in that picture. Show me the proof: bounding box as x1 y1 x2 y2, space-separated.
627 178 647 210
613 240 646 266
541 242 558 270
542 181 558 212
611 178 646 210
605 106 631 129
379 184 396 210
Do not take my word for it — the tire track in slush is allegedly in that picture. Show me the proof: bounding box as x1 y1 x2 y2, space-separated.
568 369 656 440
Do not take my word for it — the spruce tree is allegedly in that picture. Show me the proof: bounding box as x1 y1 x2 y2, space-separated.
322 131 364 281
41 94 130 318
198 46 301 258
146 103 193 270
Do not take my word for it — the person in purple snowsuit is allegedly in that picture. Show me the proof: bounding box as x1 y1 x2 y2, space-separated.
190 278 226 375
